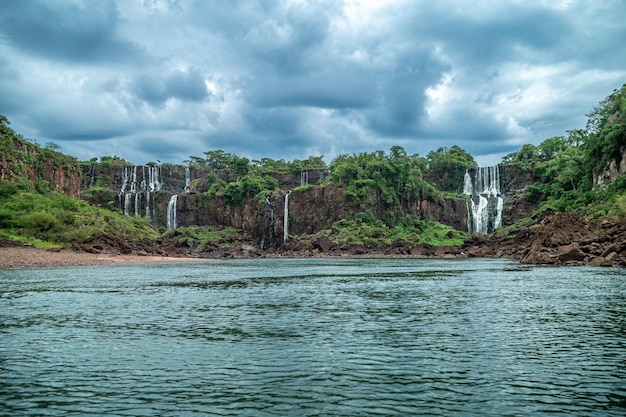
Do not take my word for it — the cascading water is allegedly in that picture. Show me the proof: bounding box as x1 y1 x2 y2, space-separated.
166 194 178 230
116 165 164 223
89 165 96 188
147 165 161 192
184 167 191 193
463 166 504 234
259 197 276 249
134 193 141 217
283 192 289 242
300 171 309 187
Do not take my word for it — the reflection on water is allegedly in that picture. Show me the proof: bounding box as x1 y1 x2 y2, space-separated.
1 258 625 416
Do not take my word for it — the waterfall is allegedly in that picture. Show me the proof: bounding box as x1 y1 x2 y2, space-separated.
134 193 141 217
184 167 191 193
463 166 504 234
120 166 129 194
129 166 137 193
462 171 472 195
145 191 151 218
259 197 276 249
147 165 161 192
123 193 132 215
300 171 309 187
166 194 178 229
283 192 289 242
89 165 96 188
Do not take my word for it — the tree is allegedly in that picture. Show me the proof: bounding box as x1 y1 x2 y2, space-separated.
584 84 626 181
426 145 477 192
45 142 61 152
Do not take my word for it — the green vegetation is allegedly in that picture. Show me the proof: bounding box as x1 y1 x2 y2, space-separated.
0 180 158 248
81 186 116 210
163 225 242 249
502 83 626 220
79 155 129 168
185 150 327 176
0 115 80 189
222 175 279 205
425 145 477 192
325 146 440 208
203 174 278 205
323 215 465 248
1 83 625 252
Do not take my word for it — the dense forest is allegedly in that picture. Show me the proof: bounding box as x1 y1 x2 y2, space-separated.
0 84 625 254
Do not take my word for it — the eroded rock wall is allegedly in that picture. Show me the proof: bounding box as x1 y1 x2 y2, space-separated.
1 139 82 198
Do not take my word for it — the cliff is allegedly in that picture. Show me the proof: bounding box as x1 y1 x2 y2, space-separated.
0 127 82 198
80 163 472 239
595 146 626 186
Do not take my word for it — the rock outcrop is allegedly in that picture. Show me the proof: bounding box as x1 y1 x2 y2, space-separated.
1 137 82 198
463 211 626 267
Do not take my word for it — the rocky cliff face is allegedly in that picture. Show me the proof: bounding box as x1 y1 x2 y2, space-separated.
1 138 82 198
595 146 626 186
83 164 472 235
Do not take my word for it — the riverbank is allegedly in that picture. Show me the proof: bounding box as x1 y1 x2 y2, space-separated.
0 245 210 269
2 211 625 269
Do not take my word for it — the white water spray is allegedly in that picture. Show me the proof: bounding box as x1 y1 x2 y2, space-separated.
283 192 289 242
463 166 504 234
184 167 191 193
166 194 178 229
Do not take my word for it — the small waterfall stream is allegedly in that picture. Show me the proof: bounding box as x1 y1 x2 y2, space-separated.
463 166 504 234
283 192 290 242
300 171 309 187
184 167 191 193
166 194 178 230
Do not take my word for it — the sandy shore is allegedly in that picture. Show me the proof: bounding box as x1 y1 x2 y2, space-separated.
0 246 211 269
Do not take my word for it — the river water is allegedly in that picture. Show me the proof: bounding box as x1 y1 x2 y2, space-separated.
1 258 625 416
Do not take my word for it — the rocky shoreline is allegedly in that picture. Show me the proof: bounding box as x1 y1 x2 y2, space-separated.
2 211 625 269
463 211 626 267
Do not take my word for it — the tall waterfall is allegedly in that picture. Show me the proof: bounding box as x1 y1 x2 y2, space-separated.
166 194 178 229
463 166 504 234
300 171 309 187
117 165 163 223
283 192 289 242
89 165 96 188
184 167 191 193
259 197 276 249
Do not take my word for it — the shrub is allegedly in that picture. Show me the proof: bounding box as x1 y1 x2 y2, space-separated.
21 211 60 235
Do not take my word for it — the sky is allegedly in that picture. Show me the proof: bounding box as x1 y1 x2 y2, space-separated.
1 0 625 166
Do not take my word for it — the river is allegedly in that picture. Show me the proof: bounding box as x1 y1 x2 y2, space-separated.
1 258 625 416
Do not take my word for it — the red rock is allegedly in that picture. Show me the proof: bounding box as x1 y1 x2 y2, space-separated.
557 243 586 263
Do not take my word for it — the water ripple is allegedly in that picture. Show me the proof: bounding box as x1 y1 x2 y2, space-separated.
1 259 625 416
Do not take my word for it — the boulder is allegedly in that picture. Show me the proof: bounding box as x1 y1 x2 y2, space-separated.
588 256 613 267
316 234 334 252
557 243 587 263
410 243 436 257
522 249 555 265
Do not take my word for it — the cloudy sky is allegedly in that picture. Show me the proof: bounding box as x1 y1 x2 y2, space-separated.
1 0 625 166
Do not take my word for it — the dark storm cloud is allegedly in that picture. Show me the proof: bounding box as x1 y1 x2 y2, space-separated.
131 68 209 105
409 2 570 65
0 0 625 166
366 47 450 137
0 0 143 64
248 71 375 109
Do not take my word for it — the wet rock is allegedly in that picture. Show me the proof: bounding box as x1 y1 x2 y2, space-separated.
316 234 334 252
410 243 436 257
557 243 586 263
588 256 613 267
522 249 555 265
